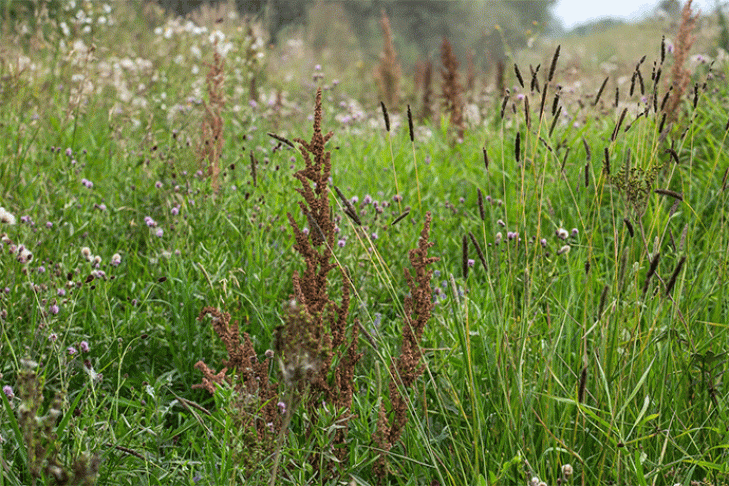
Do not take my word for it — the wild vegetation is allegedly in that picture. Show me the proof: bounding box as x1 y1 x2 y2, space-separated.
1 1 729 485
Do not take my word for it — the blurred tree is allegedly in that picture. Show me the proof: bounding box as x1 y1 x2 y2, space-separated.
154 0 557 62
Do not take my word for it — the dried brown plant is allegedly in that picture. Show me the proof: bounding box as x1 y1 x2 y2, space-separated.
198 42 225 192
420 60 434 121
440 37 465 139
374 9 402 110
373 212 439 480
286 87 362 468
664 0 698 123
193 307 279 437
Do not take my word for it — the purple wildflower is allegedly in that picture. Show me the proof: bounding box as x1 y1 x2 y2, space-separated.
80 341 90 353
3 385 13 399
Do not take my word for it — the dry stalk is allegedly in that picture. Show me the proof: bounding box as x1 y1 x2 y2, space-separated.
198 41 225 192
374 9 402 110
286 87 362 470
440 37 465 139
664 0 698 123
373 212 439 481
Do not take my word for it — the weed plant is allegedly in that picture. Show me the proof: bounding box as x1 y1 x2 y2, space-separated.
1 1 729 485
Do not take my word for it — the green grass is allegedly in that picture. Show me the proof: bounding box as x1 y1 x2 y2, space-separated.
1 2 729 485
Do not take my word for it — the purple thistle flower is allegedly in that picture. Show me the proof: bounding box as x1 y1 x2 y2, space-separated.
67 346 78 355
155 181 163 189
80 341 90 353
2 385 13 399
337 239 346 248
571 228 579 238
155 228 164 237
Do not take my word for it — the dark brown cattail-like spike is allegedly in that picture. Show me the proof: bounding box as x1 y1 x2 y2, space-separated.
594 76 609 105
725 117 729 131
462 234 469 279
630 72 637 97
584 162 590 187
524 95 531 129
578 365 588 403
483 147 489 171
380 101 390 132
665 256 686 296
597 284 609 320
660 86 673 111
539 82 548 119
515 132 521 163
614 87 619 107
334 185 362 226
660 35 666 64
611 108 627 142
514 63 524 88
407 104 414 142
693 83 699 109
582 138 591 161
642 252 661 294
658 113 667 134
468 232 488 272
551 89 561 117
561 147 570 172
530 64 541 92
538 137 553 153
665 147 679 164
624 218 634 237
654 188 683 200
652 86 659 114
637 69 645 95
549 106 561 137
391 207 410 226
585 259 591 274
548 45 561 83
250 151 258 187
678 224 688 252
477 188 485 221
267 132 296 149
500 92 509 119
603 147 610 176
722 167 729 191
476 188 486 221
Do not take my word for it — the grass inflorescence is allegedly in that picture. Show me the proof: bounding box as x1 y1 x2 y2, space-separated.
1 2 729 485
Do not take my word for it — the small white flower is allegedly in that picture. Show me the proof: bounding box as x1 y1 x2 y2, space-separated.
0 207 16 225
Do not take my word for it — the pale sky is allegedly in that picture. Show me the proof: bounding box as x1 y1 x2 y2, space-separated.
554 0 716 29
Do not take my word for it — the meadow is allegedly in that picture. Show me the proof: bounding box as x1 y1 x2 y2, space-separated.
1 1 729 485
